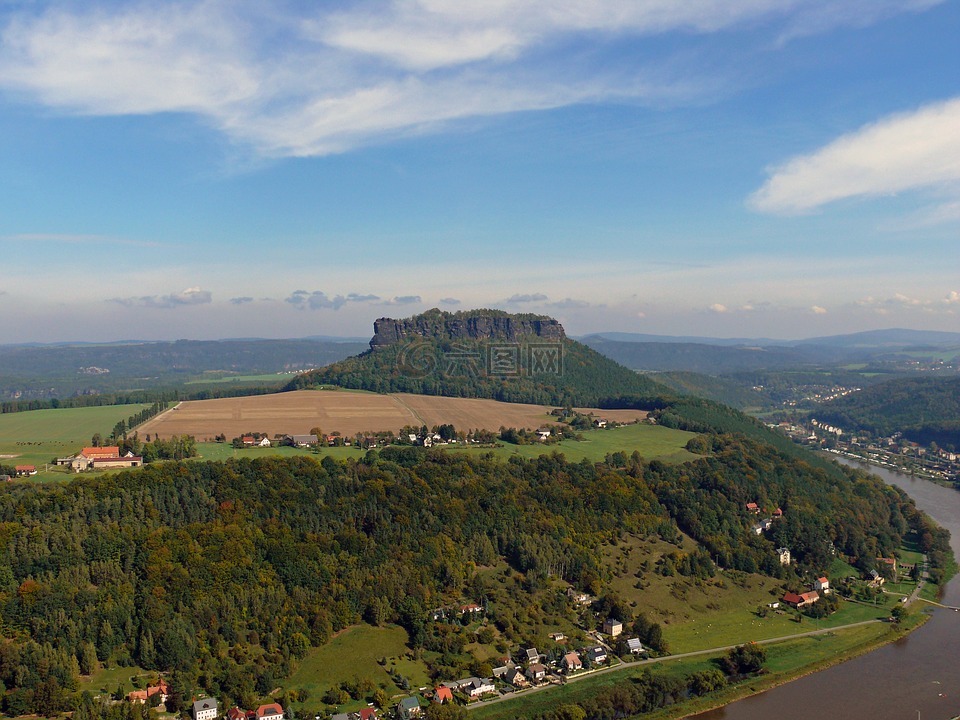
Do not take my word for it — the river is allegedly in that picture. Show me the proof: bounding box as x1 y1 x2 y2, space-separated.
691 459 960 720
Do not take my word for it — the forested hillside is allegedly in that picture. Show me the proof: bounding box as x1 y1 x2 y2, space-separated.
0 439 937 715
288 310 668 406
816 376 960 448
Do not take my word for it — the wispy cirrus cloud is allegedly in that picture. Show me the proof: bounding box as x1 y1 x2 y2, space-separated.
0 1 940 158
110 286 212 309
749 97 960 218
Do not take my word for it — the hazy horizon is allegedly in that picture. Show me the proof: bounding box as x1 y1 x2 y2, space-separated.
1 1 957 343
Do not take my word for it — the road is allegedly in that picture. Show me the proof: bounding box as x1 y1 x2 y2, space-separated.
467 619 884 711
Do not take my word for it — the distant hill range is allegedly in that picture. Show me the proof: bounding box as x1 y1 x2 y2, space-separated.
287 308 668 407
580 328 960 374
0 338 367 400
815 376 960 448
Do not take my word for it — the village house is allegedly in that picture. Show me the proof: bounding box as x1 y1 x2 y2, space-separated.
586 646 607 665
536 428 552 441
550 632 565 642
593 419 607 428
397 696 421 718
14 465 36 477
626 637 644 655
566 588 591 605
602 617 623 637
524 647 540 664
503 667 527 688
776 547 792 565
783 591 819 608
433 686 453 705
461 677 495 698
526 663 547 682
256 703 284 720
746 502 760 514
814 576 831 594
286 434 318 447
192 698 219 720
459 602 482 616
227 708 253 720
127 678 170 704
358 709 378 720
563 651 583 672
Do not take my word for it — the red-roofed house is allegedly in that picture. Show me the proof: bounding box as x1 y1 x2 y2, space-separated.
814 577 830 594
127 679 169 705
358 709 378 720
81 446 121 459
800 591 820 606
227 708 254 720
14 465 36 477
746 502 760 514
773 507 783 517
783 592 803 608
433 686 453 704
255 704 283 720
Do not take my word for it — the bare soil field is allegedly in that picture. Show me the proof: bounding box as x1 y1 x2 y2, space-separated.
138 390 647 440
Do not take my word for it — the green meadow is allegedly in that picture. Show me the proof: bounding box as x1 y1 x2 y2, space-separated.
0 404 150 478
445 423 699 464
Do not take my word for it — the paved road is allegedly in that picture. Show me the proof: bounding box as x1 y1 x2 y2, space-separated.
467 619 884 711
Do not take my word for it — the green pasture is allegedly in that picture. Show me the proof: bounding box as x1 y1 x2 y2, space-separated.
185 373 289 386
285 625 429 710
0 404 150 477
447 424 699 464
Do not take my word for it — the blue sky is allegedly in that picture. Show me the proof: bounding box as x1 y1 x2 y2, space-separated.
0 0 958 343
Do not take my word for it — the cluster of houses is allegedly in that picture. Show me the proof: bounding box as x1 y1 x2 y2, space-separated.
745 502 784 535
55 445 143 472
184 698 284 720
782 576 830 609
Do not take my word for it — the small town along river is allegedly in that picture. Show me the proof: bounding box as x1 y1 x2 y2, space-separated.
691 459 960 720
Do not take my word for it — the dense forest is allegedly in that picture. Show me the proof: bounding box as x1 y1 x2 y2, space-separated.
0 433 939 715
815 376 960 449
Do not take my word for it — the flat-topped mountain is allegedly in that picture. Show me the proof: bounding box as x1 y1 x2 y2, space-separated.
370 308 564 349
288 309 668 407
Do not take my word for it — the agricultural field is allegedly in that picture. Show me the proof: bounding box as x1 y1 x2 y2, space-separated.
138 388 648 441
0 403 150 477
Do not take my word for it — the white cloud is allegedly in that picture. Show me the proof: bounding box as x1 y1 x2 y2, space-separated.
0 1 941 158
811 305 827 314
944 291 960 305
285 290 380 310
709 303 728 313
388 295 422 305
439 297 461 306
507 293 548 303
111 286 212 309
230 296 254 305
749 97 960 216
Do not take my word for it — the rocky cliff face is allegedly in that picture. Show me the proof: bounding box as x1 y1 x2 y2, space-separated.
370 309 565 350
